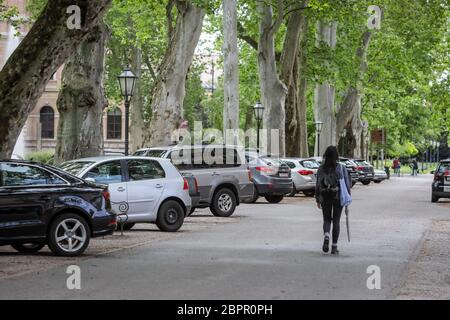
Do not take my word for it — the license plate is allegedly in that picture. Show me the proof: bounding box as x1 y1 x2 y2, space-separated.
279 173 289 178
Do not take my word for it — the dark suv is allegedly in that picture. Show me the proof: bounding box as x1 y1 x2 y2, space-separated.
0 161 116 256
432 159 450 203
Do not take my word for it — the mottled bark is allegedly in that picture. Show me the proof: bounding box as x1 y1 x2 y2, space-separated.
223 0 239 140
0 0 111 158
314 21 337 156
55 22 110 164
258 0 287 156
282 5 303 157
130 47 147 152
145 1 205 146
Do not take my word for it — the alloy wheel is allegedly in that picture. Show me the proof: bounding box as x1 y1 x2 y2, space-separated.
54 218 87 253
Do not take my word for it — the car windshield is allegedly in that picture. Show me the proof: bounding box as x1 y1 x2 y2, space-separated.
301 160 319 169
355 160 370 166
146 149 168 158
59 161 95 176
133 150 148 156
261 157 283 166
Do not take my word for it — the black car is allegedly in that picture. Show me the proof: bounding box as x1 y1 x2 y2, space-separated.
245 152 293 203
432 159 450 203
0 160 116 256
353 159 375 185
339 157 359 187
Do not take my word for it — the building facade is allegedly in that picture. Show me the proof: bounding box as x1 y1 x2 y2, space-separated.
0 0 125 158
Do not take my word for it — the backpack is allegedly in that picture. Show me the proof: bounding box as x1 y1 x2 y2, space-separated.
320 167 339 195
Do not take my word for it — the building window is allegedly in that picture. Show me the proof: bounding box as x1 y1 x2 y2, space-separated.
107 109 122 140
40 106 55 139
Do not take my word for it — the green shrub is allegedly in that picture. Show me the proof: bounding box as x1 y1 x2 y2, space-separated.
25 151 55 165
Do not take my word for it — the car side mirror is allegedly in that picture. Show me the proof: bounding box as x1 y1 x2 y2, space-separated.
85 177 96 183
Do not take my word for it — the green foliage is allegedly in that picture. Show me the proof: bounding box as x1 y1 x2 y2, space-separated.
25 151 54 165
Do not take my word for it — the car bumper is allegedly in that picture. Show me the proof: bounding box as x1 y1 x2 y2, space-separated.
432 184 450 198
92 212 117 238
294 181 316 191
255 182 293 196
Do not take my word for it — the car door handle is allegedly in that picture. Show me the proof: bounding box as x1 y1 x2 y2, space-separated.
117 187 126 192
155 184 163 189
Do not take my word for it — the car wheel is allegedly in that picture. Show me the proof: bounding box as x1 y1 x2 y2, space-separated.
188 207 196 216
361 180 371 185
432 195 439 203
264 195 284 203
117 222 135 231
156 200 185 232
303 190 315 197
210 188 237 217
48 213 91 257
374 181 382 184
287 183 297 197
11 243 45 253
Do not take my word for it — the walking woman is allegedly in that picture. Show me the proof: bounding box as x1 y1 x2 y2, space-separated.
315 146 352 254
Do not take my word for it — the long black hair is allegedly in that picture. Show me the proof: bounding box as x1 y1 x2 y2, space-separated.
322 146 339 172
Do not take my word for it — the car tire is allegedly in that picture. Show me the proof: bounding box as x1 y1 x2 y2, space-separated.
11 243 45 254
287 183 297 197
48 213 91 257
432 195 439 203
156 200 185 232
264 195 284 203
351 181 357 187
188 207 196 216
361 180 371 185
374 181 382 184
303 190 315 197
210 188 237 217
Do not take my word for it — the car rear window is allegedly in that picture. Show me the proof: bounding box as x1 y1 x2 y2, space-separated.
60 161 95 176
438 162 450 174
146 149 168 158
301 160 319 169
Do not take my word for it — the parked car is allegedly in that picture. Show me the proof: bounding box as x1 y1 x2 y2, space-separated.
431 159 450 203
339 157 359 187
353 159 375 185
0 160 116 256
181 172 200 215
133 145 254 217
60 156 191 232
280 158 316 197
246 152 293 203
373 169 388 183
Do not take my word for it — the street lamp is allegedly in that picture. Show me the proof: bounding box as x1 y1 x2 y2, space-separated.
315 121 323 157
253 102 264 153
118 66 138 156
436 141 440 163
340 128 347 156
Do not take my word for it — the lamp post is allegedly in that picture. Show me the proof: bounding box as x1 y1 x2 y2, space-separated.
118 66 138 156
315 121 323 157
437 141 440 162
340 128 347 156
253 102 264 153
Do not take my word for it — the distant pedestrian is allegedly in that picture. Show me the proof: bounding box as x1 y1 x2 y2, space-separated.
315 146 352 255
411 159 419 176
393 158 401 176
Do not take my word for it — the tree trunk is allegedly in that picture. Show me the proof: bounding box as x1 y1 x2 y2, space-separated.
0 0 111 158
281 4 304 157
144 1 205 146
54 22 109 164
257 0 287 156
130 46 147 152
222 0 239 141
314 21 337 156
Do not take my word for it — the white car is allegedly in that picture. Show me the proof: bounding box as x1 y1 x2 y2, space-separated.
60 156 191 232
281 158 317 197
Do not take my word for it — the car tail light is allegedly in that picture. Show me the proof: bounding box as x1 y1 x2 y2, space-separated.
356 166 364 171
194 177 199 193
183 178 189 190
298 169 314 176
255 166 276 175
102 190 110 202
